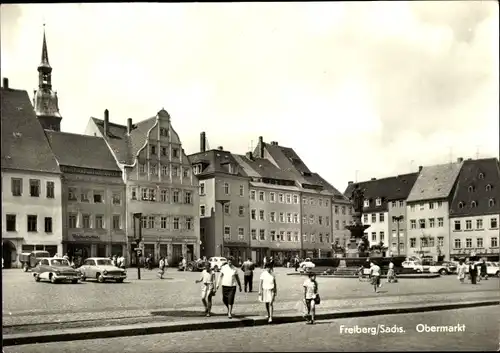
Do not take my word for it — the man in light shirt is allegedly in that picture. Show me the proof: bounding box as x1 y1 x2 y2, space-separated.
369 262 381 293
216 257 242 318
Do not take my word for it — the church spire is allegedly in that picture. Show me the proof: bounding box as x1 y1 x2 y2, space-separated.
40 24 50 69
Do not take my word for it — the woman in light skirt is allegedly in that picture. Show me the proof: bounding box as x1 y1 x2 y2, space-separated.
258 263 277 323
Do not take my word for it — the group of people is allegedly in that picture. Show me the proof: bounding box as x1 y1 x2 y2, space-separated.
110 254 126 269
194 256 320 324
456 258 488 284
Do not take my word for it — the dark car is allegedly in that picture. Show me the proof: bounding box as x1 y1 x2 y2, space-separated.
32 257 81 284
19 251 50 272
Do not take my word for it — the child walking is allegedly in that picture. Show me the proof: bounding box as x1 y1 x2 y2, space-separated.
303 272 319 325
196 263 216 317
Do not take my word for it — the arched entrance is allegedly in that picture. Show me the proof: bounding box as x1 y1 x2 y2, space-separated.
3 240 17 269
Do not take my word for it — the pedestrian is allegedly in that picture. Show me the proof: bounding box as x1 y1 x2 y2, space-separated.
241 258 255 292
259 263 277 323
181 257 187 271
216 256 242 319
269 256 275 271
196 263 216 317
118 254 126 269
476 260 482 282
112 255 118 267
387 260 395 283
158 256 166 279
294 255 300 272
369 261 381 293
469 259 478 284
457 259 467 283
262 256 267 269
480 259 488 280
303 272 319 325
63 253 69 261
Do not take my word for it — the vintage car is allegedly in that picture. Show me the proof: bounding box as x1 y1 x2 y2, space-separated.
77 257 127 283
32 257 80 284
19 251 50 272
402 260 425 273
299 258 316 273
208 257 227 272
179 259 206 272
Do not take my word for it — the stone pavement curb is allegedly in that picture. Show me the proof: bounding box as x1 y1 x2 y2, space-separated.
3 299 499 346
286 273 441 279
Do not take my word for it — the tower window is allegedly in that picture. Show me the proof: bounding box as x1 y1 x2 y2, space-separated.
486 184 492 191
471 201 477 208
468 185 475 192
478 173 484 179
490 199 496 207
458 202 464 209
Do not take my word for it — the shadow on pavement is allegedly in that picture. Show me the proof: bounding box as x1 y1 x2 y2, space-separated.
150 310 247 319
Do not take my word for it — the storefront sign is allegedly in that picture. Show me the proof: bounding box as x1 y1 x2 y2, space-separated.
72 234 100 240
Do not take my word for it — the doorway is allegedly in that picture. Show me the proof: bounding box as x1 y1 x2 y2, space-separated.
186 244 194 262
172 244 182 265
2 240 16 269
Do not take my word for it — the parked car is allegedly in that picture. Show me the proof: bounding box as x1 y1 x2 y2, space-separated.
486 262 500 277
77 257 127 283
299 258 316 273
402 260 425 273
19 251 50 272
179 259 206 272
32 257 80 284
426 262 455 275
208 257 227 272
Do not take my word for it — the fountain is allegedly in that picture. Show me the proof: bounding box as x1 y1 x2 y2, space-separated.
345 184 371 259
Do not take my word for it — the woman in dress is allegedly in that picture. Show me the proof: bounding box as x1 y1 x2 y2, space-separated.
303 272 319 324
216 257 242 318
457 259 467 283
258 263 277 323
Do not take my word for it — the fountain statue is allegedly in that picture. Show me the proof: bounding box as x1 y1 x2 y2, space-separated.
345 184 371 258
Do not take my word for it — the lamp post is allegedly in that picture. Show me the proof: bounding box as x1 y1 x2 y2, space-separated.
392 215 404 256
216 200 230 257
133 213 142 280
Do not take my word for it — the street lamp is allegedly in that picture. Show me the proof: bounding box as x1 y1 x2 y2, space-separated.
216 200 230 257
133 213 142 280
392 215 404 256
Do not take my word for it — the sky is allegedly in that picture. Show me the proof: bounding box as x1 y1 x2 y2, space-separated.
1 2 498 191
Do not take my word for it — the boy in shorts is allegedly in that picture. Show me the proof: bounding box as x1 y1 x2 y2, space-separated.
196 263 216 316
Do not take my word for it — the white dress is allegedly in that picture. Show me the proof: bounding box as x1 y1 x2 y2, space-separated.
259 271 276 303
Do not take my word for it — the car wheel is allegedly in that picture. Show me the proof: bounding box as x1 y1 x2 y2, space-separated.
439 269 447 276
97 273 105 283
116 278 124 283
50 274 58 284
496 271 499 277
71 279 78 284
34 274 41 282
81 275 86 281
187 265 194 272
416 269 422 273
23 265 28 272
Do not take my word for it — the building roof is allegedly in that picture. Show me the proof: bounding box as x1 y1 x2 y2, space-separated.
1 87 60 174
406 162 462 202
233 154 294 181
449 158 500 217
344 172 419 213
189 150 249 178
45 130 121 172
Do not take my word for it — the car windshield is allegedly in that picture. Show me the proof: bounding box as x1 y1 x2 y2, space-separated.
50 259 70 267
96 259 113 266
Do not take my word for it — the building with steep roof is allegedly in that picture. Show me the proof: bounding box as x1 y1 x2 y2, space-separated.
44 130 126 261
1 79 63 267
448 158 500 261
405 159 463 261
85 108 200 265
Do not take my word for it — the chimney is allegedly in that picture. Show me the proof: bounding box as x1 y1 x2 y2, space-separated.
457 157 464 163
104 109 109 136
127 118 132 134
200 132 206 152
418 166 423 172
371 178 376 181
348 181 354 185
218 146 223 151
246 151 253 160
2 78 9 89
258 136 264 158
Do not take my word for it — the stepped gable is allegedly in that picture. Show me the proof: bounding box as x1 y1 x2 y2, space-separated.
1 87 60 173
449 158 500 217
44 130 121 172
407 162 463 203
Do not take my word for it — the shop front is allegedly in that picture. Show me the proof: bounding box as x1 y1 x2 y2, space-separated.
64 232 126 266
225 242 250 266
251 247 268 266
450 248 500 262
132 236 199 267
270 250 301 266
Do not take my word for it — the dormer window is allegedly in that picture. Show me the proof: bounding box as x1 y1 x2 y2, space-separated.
489 199 495 207
486 184 492 191
478 173 484 179
151 145 156 155
363 200 369 207
471 201 477 208
468 185 475 192
375 198 382 206
458 202 465 209
172 148 179 158
160 128 168 137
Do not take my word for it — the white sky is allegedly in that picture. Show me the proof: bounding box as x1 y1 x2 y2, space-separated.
1 2 498 191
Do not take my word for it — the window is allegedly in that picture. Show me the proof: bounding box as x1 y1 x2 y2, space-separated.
428 237 435 247
68 187 77 201
334 206 339 214
458 202 464 209
303 233 308 242
200 205 206 217
29 179 40 197
259 191 265 201
478 173 484 179
183 168 190 178
437 237 444 247
410 220 416 229
310 198 315 205
454 220 461 231
287 231 292 242
363 214 368 223
410 205 415 212
335 220 340 230
238 227 244 240
476 219 483 229
342 206 346 215
172 166 179 177
69 214 77 228
95 215 104 229
279 231 285 241
270 212 276 222
294 232 299 242
375 198 381 206
172 148 179 158
251 209 256 220
309 215 314 224
160 165 169 176
392 229 396 238
293 213 299 224
239 185 244 197
303 197 308 205
465 220 472 230
173 217 180 230
311 234 316 243
380 231 385 243
270 230 276 241
161 217 168 229
112 193 121 205
391 201 396 208
141 216 147 229
199 182 205 196
438 218 444 227
6 215 16 231
419 203 425 210
465 238 472 248
112 215 120 230
319 199 323 207
80 190 90 202
82 214 91 228
250 190 256 200
489 199 496 207
161 147 167 156
421 237 428 247
303 215 307 224
410 238 416 248
371 214 376 223
185 217 192 230
491 237 498 248
46 181 55 198
239 206 244 217
486 184 492 191
491 217 498 229
27 215 37 232
279 194 284 203
184 191 192 204
279 212 285 223
93 191 103 203
11 178 22 196
224 203 230 215
150 145 157 155
342 220 346 228
419 219 426 229
131 187 137 200
286 194 292 204
364 200 369 207
371 232 376 241
160 127 168 136
139 163 145 174
160 189 168 203
399 201 404 207
224 226 231 239
293 195 299 204
270 192 276 202
477 238 483 248
251 229 257 240
151 164 158 175
471 201 477 208
318 216 323 225
429 202 434 209
259 229 265 241
429 218 435 228
259 210 265 221
325 217 330 226
173 190 179 203
379 213 385 222
224 183 230 195
437 201 442 208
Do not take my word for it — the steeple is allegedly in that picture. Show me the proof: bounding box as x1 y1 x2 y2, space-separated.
34 25 62 131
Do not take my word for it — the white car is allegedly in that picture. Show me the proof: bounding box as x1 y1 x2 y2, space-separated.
299 258 316 273
486 262 500 277
402 260 424 273
208 257 227 272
